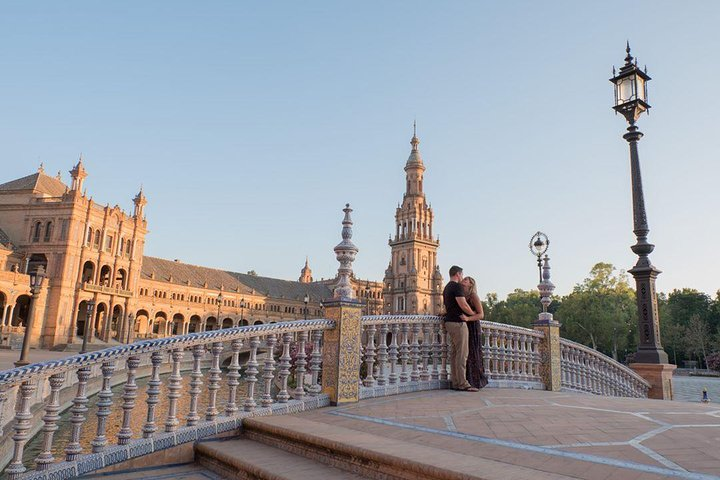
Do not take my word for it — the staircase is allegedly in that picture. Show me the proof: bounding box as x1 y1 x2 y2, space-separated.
193 416 576 480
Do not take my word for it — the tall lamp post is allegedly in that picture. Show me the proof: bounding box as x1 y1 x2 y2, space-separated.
610 43 668 366
240 298 245 325
126 313 135 344
303 294 309 320
364 281 371 315
529 232 549 283
217 292 223 330
81 300 95 354
15 266 46 367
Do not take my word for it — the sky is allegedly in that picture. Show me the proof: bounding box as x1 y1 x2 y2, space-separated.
1 2 719 300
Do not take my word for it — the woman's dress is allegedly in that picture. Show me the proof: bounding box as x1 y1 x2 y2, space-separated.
466 295 489 389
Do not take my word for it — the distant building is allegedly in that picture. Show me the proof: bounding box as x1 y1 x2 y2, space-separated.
383 128 443 314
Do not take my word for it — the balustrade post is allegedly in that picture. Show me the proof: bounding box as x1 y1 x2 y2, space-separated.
143 351 163 437
165 349 184 432
363 324 377 387
6 380 37 479
308 330 323 395
420 323 431 381
261 334 276 407
293 331 308 400
320 298 363 405
440 324 449 381
388 323 399 385
117 356 140 445
186 345 205 426
243 337 259 411
399 323 410 382
206 342 224 420
35 373 65 470
277 333 292 403
65 367 92 459
226 339 243 415
377 324 389 385
410 323 421 382
92 361 116 452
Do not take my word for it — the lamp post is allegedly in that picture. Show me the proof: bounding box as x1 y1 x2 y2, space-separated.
81 300 95 354
303 294 309 320
364 281 371 315
126 313 135 344
15 266 46 367
610 43 668 365
217 292 223 330
529 232 549 283
240 297 245 325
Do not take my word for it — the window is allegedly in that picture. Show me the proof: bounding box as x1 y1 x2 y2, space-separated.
104 235 113 252
44 221 53 242
32 222 42 243
126 240 131 256
86 227 93 246
94 230 101 248
397 297 405 311
60 219 69 241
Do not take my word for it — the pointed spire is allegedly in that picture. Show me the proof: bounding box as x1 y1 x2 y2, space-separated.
410 121 419 151
38 162 45 173
333 203 359 299
624 40 634 65
405 122 424 171
56 170 62 180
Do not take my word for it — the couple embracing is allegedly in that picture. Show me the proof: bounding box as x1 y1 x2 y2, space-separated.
442 265 488 392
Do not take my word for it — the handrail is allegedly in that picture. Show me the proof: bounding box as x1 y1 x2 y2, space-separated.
0 319 335 388
559 338 650 388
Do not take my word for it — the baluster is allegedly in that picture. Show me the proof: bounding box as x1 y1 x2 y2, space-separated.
6 380 38 479
277 333 292 402
165 349 184 432
399 323 410 382
0 387 9 438
519 334 528 380
261 334 277 407
431 323 441 381
440 324 449 381
388 323 399 384
65 367 92 459
308 330 323 395
34 374 65 470
420 323 431 381
186 345 205 426
510 332 520 380
487 329 497 376
143 351 164 437
363 324 377 387
410 323 421 382
206 342 224 420
92 361 116 452
483 327 491 376
244 336 259 411
117 356 141 445
226 339 243 415
293 331 307 400
376 324 389 385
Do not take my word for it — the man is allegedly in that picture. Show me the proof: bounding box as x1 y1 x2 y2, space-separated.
442 265 479 392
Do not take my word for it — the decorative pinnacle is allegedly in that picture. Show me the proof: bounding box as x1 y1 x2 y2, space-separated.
333 203 359 300
625 41 633 65
538 255 555 315
411 121 419 151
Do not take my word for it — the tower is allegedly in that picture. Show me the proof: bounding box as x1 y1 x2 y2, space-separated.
299 257 313 283
383 125 443 314
133 187 147 219
69 156 88 192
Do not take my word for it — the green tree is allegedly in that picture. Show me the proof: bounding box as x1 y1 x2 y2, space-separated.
556 263 635 359
485 289 541 328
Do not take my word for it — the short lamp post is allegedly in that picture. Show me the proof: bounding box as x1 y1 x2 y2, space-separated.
240 298 245 325
303 294 309 320
364 281 371 315
126 313 135 344
15 266 46 367
81 300 95 354
610 43 668 365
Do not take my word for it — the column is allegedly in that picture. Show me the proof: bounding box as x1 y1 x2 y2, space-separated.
321 299 363 405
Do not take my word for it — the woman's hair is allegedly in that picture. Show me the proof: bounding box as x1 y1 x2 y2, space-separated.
464 276 478 297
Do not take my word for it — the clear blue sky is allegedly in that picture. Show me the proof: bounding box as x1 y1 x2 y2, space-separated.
2 2 719 299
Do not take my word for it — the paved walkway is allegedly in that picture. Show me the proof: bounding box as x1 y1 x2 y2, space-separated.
0 348 69 371
291 388 720 479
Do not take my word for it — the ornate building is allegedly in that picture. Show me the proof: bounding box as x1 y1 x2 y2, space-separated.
383 127 444 314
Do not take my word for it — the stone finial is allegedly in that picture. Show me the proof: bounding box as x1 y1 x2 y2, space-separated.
537 255 556 320
333 203 358 300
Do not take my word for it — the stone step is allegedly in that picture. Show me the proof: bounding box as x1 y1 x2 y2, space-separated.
82 462 225 479
196 436 369 479
239 415 579 480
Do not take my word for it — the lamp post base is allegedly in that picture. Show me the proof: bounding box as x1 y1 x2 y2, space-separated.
14 359 29 368
630 363 676 400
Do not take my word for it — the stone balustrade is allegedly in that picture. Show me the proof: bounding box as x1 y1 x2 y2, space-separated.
82 282 133 298
560 338 650 397
0 319 334 480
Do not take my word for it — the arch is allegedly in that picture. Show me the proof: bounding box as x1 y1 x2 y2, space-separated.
205 316 218 331
188 314 202 333
115 268 127 289
99 265 112 287
221 317 233 329
111 305 123 339
153 311 167 336
253 320 264 326
239 319 249 327
94 302 108 339
28 254 48 274
0 291 6 325
81 261 95 284
172 313 184 335
12 295 31 327
135 309 150 337
76 300 90 337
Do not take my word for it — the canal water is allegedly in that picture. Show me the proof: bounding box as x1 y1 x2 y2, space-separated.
20 369 252 472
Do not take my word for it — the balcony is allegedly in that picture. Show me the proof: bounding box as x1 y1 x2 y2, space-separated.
83 282 133 297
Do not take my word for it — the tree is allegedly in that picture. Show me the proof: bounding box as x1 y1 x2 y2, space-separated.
485 289 542 329
684 314 711 369
556 263 635 359
247 270 258 276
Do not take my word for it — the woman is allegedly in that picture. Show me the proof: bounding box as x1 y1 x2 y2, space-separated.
461 276 488 389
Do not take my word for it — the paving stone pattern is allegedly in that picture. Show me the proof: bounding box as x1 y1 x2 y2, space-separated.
673 376 720 404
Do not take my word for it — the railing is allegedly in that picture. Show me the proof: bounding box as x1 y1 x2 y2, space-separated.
82 282 133 298
359 316 545 396
0 319 334 480
560 338 650 398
